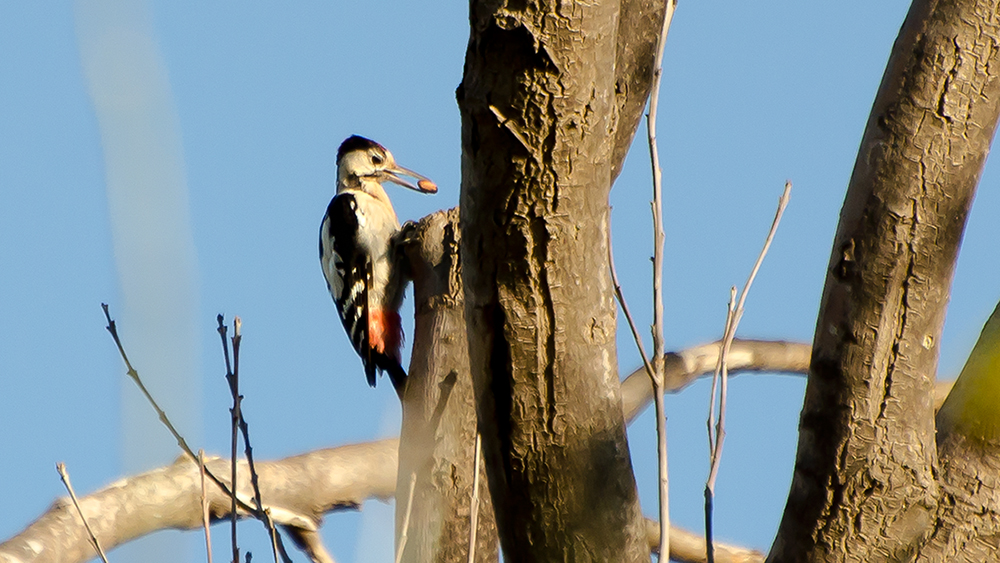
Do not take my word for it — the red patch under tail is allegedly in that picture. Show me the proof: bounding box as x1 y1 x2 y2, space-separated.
369 309 403 361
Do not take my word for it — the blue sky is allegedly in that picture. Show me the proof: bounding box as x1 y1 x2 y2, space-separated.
2 1 998 562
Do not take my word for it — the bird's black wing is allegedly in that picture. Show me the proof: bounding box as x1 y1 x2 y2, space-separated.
321 193 378 386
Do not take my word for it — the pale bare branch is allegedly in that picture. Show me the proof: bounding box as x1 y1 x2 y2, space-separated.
645 0 678 555
1 441 397 563
644 519 765 563
621 339 812 423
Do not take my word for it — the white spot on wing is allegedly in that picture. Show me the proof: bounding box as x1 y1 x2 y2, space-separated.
329 250 344 296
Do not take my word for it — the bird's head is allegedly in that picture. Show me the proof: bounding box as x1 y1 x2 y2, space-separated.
335 135 437 196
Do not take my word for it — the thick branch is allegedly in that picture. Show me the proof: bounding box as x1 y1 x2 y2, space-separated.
770 1 1000 560
1 440 769 563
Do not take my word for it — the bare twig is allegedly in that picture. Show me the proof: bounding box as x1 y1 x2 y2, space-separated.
467 433 483 563
103 304 199 465
218 315 240 563
395 472 418 563
704 181 791 563
199 450 214 563
102 304 255 516
706 289 737 481
645 0 678 558
56 462 110 563
104 305 289 561
608 225 656 382
267 511 280 563
705 288 736 563
218 315 291 563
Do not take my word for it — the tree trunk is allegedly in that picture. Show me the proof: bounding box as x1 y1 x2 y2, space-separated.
768 0 1000 561
395 209 499 562
457 1 660 560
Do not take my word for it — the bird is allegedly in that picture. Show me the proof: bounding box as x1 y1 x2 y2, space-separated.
319 135 437 391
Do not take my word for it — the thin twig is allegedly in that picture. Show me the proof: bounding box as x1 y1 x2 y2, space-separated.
646 0 677 559
219 315 240 563
704 181 791 563
103 305 288 561
56 462 110 563
199 450 214 563
395 472 418 563
467 433 483 563
218 315 292 563
267 510 280 563
705 288 735 563
706 290 736 469
103 304 199 464
608 223 657 382
102 304 256 515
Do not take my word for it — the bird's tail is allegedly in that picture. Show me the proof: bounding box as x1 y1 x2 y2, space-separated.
374 353 407 393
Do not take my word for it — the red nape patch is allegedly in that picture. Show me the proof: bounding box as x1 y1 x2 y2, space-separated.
369 309 403 360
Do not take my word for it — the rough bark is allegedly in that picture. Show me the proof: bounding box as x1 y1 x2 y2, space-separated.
920 432 1000 561
394 209 499 562
921 301 1000 561
610 0 668 181
768 1 1000 561
458 1 658 560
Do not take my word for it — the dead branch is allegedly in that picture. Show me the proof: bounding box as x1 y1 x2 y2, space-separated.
0 440 397 563
645 519 765 563
621 339 812 423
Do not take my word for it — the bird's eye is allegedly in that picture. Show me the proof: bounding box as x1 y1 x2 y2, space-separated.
371 153 384 165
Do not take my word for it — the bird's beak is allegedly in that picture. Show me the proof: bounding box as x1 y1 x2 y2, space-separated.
384 165 438 194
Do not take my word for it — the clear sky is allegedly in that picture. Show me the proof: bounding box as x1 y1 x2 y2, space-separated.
2 1 998 562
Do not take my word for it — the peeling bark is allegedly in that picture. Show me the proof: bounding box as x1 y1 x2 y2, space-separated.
769 1 1000 561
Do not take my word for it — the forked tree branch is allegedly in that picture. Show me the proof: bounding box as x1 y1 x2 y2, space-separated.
1 340 815 563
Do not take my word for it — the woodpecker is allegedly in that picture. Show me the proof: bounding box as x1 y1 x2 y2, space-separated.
319 135 437 391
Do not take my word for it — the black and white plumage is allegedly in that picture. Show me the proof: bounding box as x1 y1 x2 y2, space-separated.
319 135 437 391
